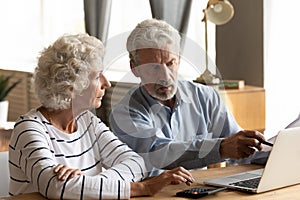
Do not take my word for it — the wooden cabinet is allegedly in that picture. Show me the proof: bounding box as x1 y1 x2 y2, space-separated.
218 85 265 132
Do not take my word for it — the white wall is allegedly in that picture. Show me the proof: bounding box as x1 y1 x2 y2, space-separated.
264 0 300 138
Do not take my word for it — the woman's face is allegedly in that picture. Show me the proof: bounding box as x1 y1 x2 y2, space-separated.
72 70 111 111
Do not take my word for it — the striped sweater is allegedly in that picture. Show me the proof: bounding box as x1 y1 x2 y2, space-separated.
9 109 147 199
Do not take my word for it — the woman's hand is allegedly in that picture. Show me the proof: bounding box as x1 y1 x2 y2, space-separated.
130 166 194 197
53 164 84 181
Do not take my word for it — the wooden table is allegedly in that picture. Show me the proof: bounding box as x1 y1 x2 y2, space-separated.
1 164 300 199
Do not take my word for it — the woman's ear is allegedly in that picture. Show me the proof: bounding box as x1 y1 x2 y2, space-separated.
130 60 140 77
68 87 75 99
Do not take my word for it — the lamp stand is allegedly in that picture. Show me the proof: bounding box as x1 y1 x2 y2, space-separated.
195 11 220 85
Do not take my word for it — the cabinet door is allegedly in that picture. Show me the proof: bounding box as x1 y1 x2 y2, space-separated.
219 86 265 132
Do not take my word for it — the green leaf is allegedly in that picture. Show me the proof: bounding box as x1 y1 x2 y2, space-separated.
0 73 22 101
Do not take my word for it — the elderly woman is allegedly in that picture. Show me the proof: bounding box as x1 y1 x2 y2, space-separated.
8 34 194 199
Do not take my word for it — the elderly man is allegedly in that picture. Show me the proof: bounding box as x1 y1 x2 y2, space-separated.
109 19 266 176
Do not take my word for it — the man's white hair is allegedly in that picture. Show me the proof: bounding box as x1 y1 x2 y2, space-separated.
126 18 181 64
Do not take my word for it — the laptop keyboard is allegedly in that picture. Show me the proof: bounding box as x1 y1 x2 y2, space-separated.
230 177 261 189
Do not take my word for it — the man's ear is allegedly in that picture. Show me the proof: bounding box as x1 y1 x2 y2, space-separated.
130 60 140 77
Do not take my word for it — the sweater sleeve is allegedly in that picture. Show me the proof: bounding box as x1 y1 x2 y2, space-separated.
93 118 147 183
9 115 147 199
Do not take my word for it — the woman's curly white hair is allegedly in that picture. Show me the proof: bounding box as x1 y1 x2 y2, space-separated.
33 33 104 110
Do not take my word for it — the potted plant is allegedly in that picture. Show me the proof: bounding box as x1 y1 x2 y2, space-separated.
0 73 22 125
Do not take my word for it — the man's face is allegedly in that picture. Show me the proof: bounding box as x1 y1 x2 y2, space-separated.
131 48 180 101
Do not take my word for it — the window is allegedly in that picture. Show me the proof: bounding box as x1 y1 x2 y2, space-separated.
0 0 214 82
0 0 84 72
105 0 215 82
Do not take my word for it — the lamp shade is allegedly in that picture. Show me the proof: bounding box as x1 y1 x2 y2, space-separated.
205 0 234 25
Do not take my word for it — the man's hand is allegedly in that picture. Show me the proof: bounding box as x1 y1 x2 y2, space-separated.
53 164 84 181
220 130 266 159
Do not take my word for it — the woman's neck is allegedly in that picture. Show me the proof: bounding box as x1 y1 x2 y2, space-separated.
39 106 77 134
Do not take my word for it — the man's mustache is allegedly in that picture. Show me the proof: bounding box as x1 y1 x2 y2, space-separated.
156 80 174 87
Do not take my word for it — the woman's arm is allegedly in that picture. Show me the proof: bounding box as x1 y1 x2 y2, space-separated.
130 167 194 197
94 117 147 182
53 164 194 197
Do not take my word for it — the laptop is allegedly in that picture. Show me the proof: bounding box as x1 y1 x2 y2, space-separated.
204 126 300 193
249 113 300 165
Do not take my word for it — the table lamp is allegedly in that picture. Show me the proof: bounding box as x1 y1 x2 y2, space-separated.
195 0 234 85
